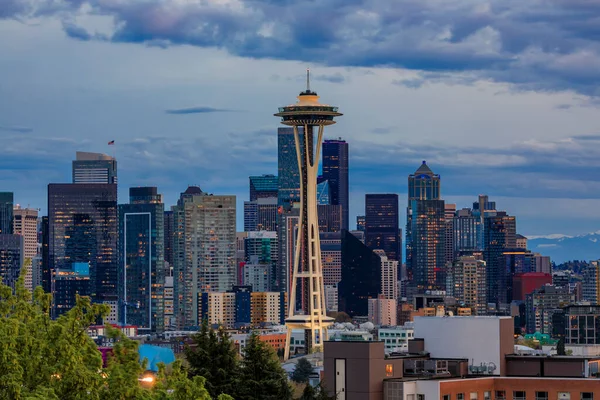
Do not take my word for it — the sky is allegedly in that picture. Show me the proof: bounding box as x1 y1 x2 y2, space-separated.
2 0 600 237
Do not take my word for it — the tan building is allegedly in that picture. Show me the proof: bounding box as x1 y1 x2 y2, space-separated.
198 292 236 328
251 292 286 326
447 255 487 315
13 205 38 291
368 296 397 326
374 250 398 301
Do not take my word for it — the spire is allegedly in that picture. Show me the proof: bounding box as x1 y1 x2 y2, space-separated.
306 68 310 92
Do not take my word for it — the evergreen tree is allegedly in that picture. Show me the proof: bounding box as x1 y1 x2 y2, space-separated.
291 358 314 383
557 337 566 355
185 320 240 399
300 382 336 400
237 332 293 400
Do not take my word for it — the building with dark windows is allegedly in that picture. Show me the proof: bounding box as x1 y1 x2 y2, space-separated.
0 234 23 289
525 285 573 334
453 208 483 253
72 151 117 184
48 183 118 308
322 139 349 231
41 216 50 292
484 212 517 305
163 210 174 266
562 305 600 345
118 187 165 333
318 204 342 233
52 262 91 318
497 249 537 304
0 192 14 235
244 231 278 291
249 174 278 201
410 199 446 288
406 161 441 268
277 127 303 208
356 215 365 231
316 179 330 205
244 197 278 231
446 255 487 315
365 194 400 262
339 230 382 317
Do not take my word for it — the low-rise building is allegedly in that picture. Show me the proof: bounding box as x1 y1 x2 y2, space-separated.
378 325 414 354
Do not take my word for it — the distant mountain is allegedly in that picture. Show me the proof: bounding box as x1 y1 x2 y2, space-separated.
528 231 600 264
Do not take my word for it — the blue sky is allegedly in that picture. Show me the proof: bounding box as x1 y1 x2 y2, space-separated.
2 0 600 237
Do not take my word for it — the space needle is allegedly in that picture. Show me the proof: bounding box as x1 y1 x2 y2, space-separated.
275 70 342 360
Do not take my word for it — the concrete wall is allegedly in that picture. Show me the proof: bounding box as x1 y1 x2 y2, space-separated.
413 316 513 375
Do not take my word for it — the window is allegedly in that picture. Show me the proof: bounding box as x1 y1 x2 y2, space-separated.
484 393 491 400
417 395 425 400
443 396 450 400
471 394 478 400
496 392 506 400
513 392 526 400
581 394 593 400
457 394 464 400
385 364 393 377
535 393 548 400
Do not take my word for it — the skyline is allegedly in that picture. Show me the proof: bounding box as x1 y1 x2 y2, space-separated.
3 2 600 236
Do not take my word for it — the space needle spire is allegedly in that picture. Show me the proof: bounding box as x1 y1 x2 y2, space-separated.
275 71 343 360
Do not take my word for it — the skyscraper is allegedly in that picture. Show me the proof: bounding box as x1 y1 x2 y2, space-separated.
356 215 365 231
163 210 174 266
244 197 278 231
72 151 117 184
0 192 14 234
172 186 236 329
48 183 118 307
409 199 446 288
277 127 303 208
446 255 487 315
483 211 517 305
406 161 440 268
249 174 278 201
244 231 278 291
322 139 349 231
365 194 400 262
118 187 165 332
13 206 38 291
0 234 23 290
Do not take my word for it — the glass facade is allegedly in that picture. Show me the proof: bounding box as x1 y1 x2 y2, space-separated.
48 183 117 309
277 127 304 208
72 151 117 184
322 139 349 230
339 230 381 316
0 192 14 234
0 234 23 289
52 262 91 318
249 174 278 201
410 199 446 288
118 187 165 332
484 213 517 305
365 194 401 262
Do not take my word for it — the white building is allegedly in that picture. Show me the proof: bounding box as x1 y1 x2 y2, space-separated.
368 296 397 326
378 324 414 354
374 250 398 300
243 262 270 292
325 284 338 312
13 205 38 291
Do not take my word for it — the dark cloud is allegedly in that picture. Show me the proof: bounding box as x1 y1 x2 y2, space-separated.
165 106 234 115
314 73 346 83
0 125 33 133
392 78 424 89
555 103 572 110
571 134 600 141
5 1 600 96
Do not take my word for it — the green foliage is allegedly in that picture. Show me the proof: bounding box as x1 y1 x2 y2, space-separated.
291 358 314 383
327 312 351 323
556 337 566 355
185 320 240 399
299 382 336 400
237 333 293 400
0 276 218 400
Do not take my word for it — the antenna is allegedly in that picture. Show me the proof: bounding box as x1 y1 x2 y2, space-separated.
306 68 310 92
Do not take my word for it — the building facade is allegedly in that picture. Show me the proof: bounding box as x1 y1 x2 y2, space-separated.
0 234 23 289
365 194 400 262
277 127 303 207
410 199 446 288
244 197 278 231
0 192 14 235
446 255 487 315
48 183 118 306
72 151 117 184
118 187 165 333
322 139 349 231
249 174 278 201
13 205 38 291
484 211 517 305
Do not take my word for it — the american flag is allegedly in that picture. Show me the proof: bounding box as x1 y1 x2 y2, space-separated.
108 140 115 145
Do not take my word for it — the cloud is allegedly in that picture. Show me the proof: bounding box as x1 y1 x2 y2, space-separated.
314 73 346 83
5 1 600 97
571 134 600 141
0 125 33 133
555 103 572 110
165 106 234 115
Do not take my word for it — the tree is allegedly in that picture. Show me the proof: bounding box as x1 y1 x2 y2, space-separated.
185 320 240 399
0 276 223 400
556 337 566 356
300 382 336 400
291 358 314 383
327 311 351 323
237 332 293 400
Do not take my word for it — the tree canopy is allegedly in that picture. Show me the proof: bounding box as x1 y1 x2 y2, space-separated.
0 276 231 400
291 358 314 384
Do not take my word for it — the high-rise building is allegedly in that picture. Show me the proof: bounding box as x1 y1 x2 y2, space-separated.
41 216 50 292
0 192 14 234
444 204 456 266
453 208 483 253
322 139 349 231
277 127 303 208
118 187 165 332
525 285 573 334
163 210 174 266
277 209 299 294
339 230 382 317
406 161 440 267
374 250 398 301
368 296 397 326
48 183 118 307
513 272 552 302
249 174 278 201
317 179 330 205
274 72 340 359
13 206 38 291
72 151 117 184
516 234 528 250
52 262 91 317
446 255 487 315
0 234 23 289
164 275 175 330
562 305 600 345
317 204 342 233
172 186 236 329
365 194 400 262
244 231 278 291
244 197 278 231
497 249 537 304
356 215 365 231
409 199 446 289
483 211 517 305
582 261 600 304
321 232 342 286
250 291 287 326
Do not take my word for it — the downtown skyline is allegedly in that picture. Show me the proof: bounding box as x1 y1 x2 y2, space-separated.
3 2 600 237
